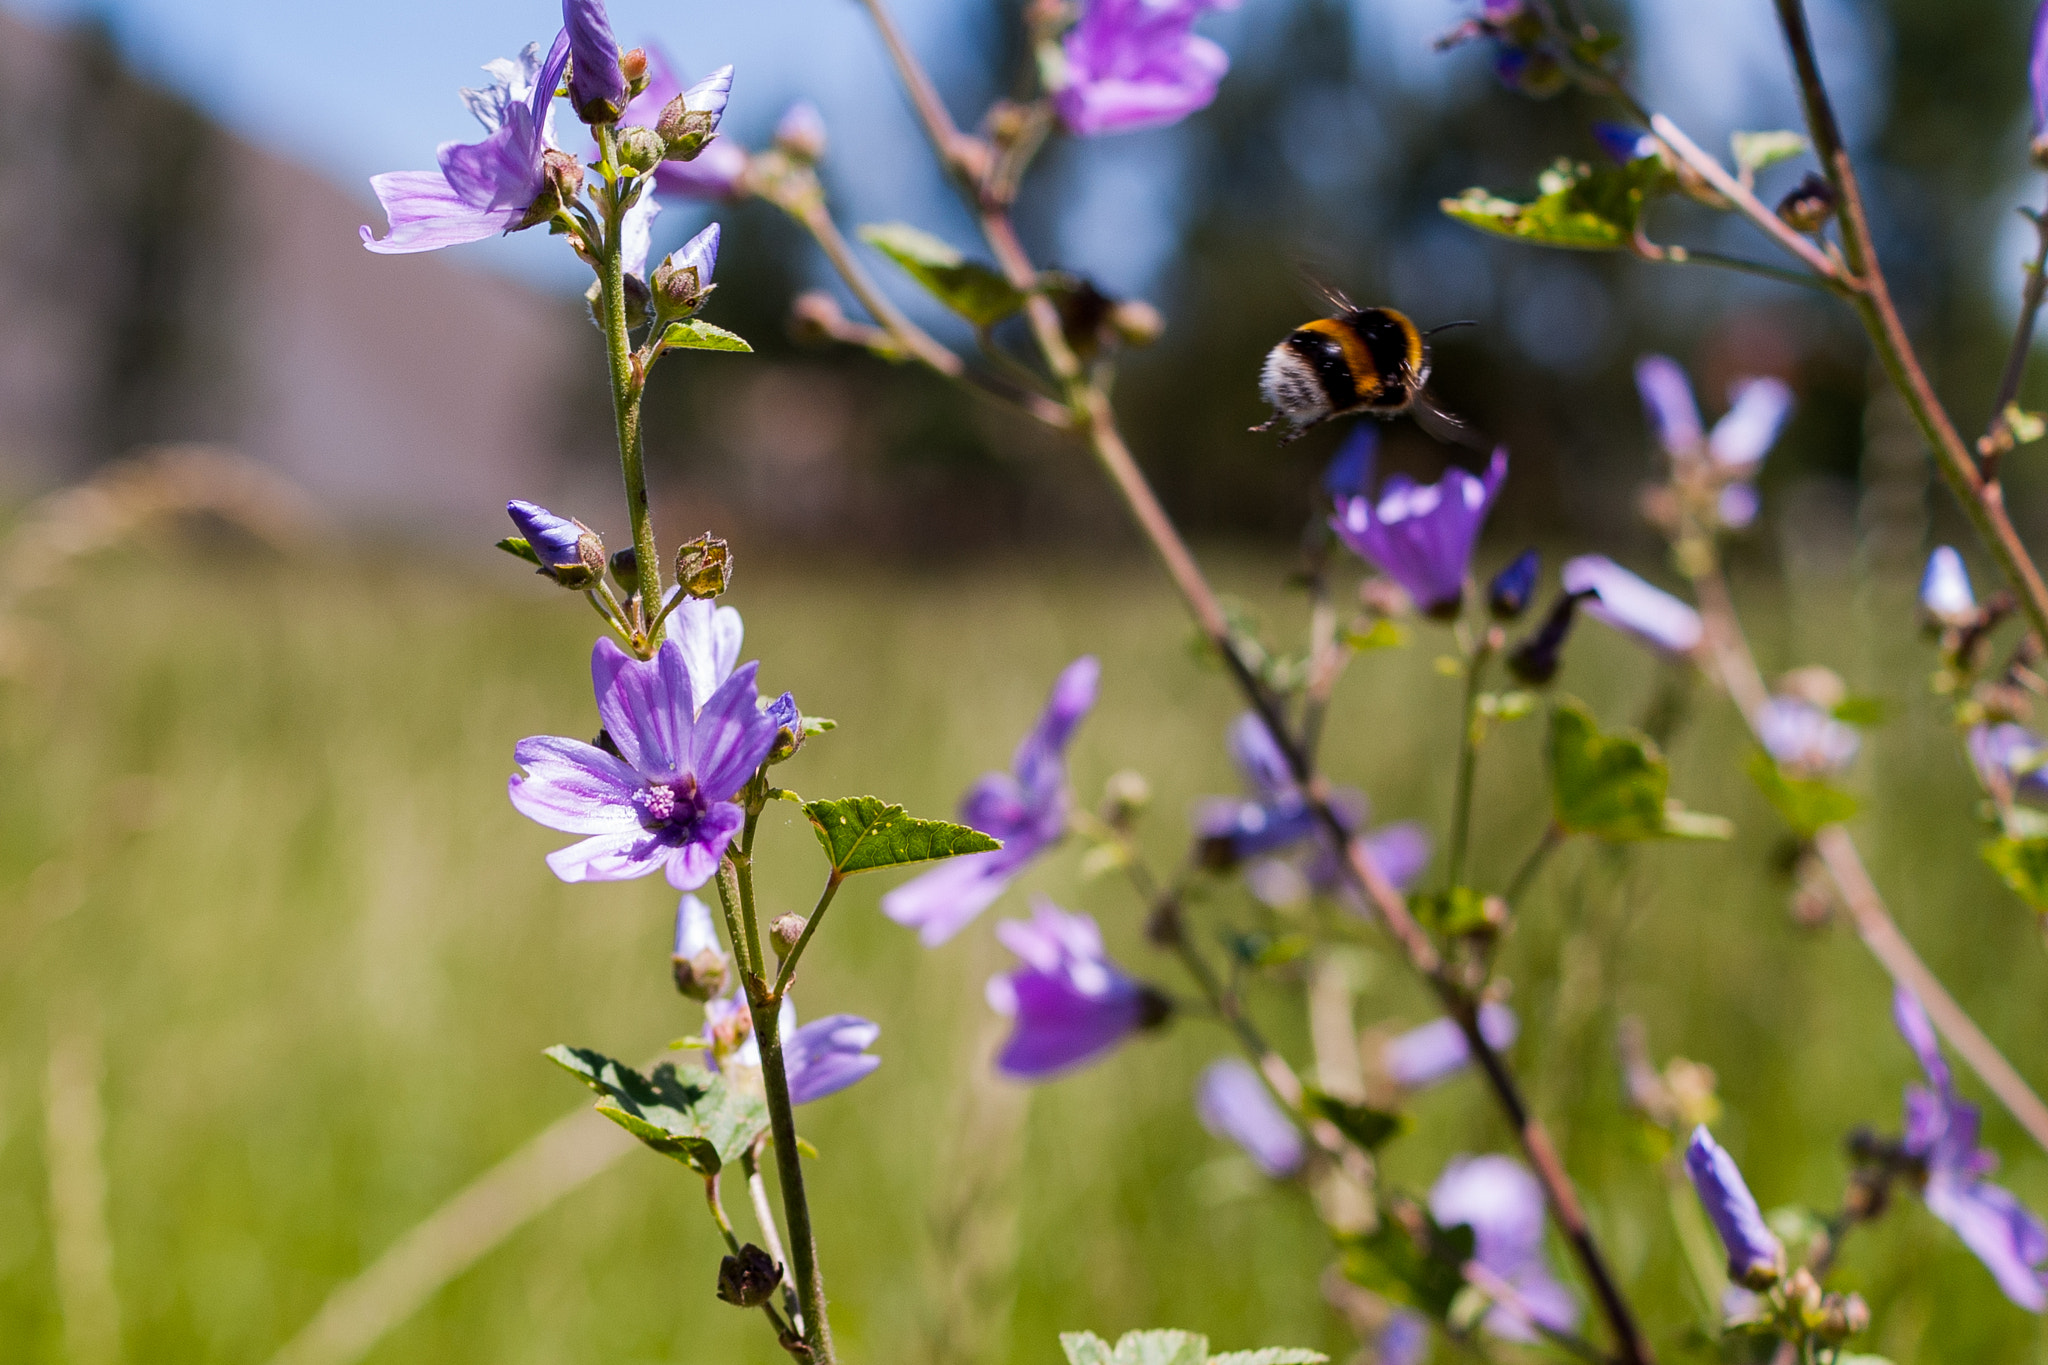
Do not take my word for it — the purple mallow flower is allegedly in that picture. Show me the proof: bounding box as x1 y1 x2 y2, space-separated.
1383 1003 1518 1090
1375 1311 1430 1365
1560 555 1703 656
1756 696 1859 776
1055 0 1239 137
509 637 777 890
1429 1155 1579 1341
1970 723 2048 803
883 657 1100 946
1489 548 1539 620
621 52 746 199
1196 1057 1304 1177
1635 357 1792 530
1894 986 2048 1309
986 900 1166 1079
1921 546 1976 625
363 35 570 254
774 101 828 160
703 996 880 1104
564 0 628 123
1331 448 1508 617
1685 1126 1785 1288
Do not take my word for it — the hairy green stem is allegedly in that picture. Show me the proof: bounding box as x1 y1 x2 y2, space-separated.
773 871 844 997
745 976 834 1362
593 130 664 647
1445 637 1494 892
1505 823 1564 907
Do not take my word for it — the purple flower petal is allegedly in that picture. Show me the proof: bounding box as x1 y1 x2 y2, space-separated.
564 0 628 121
1375 1311 1430 1365
1895 985 1953 1096
656 140 748 198
1322 423 1378 500
1385 1003 1518 1090
989 901 1152 1078
1685 1126 1785 1287
1634 355 1703 453
1430 1155 1579 1340
1925 1175 2048 1311
507 500 586 570
1196 1057 1304 1177
509 736 646 833
1055 0 1238 137
619 191 660 279
882 850 1022 947
785 1014 881 1104
668 598 744 713
1756 696 1859 775
1592 121 1654 164
674 893 722 956
1970 723 2048 801
1362 821 1433 892
1015 656 1101 799
1708 378 1793 469
688 661 779 801
544 828 674 882
1228 712 1296 801
1922 546 1976 621
2033 2 2048 138
360 171 521 254
1560 555 1703 655
664 801 744 889
1331 448 1508 615
593 637 695 780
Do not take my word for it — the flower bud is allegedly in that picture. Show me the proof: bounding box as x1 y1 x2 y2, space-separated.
770 914 806 957
1101 769 1151 827
1775 171 1836 234
564 0 628 124
1110 299 1165 348
1488 548 1540 620
616 125 667 175
506 500 604 589
652 223 721 319
675 533 732 599
765 691 804 763
1506 589 1591 685
619 47 649 95
586 273 652 333
516 149 586 229
1685 1126 1786 1290
716 1244 783 1308
789 291 845 344
1816 1292 1868 1343
609 545 638 594
671 894 730 1000
773 101 828 162
657 65 734 162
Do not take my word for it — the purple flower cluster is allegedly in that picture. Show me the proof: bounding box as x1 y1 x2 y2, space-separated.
1635 356 1792 529
1056 0 1239 136
1430 1155 1579 1340
1330 448 1508 618
985 900 1164 1079
884 658 1100 946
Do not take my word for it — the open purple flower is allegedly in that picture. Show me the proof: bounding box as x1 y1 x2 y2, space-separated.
703 996 880 1104
1429 1155 1579 1341
1196 1057 1304 1177
1756 696 1859 777
1560 555 1703 656
1970 723 2048 803
564 0 628 123
1635 357 1791 529
1055 0 1239 137
1375 1311 1430 1365
363 35 571 254
1331 449 1508 617
667 596 743 709
1893 987 2048 1309
986 900 1165 1079
618 51 748 198
883 657 1100 946
1383 1003 1518 1090
1685 1126 1785 1288
509 637 778 890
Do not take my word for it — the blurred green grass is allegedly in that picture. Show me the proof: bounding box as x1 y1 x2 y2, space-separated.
3 547 2048 1364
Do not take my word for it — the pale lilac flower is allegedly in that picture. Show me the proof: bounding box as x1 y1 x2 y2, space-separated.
1718 484 1761 530
1756 696 1859 776
986 900 1165 1078
621 52 747 198
1196 1057 1304 1177
1635 358 1792 521
362 35 571 254
564 0 628 123
883 657 1100 946
774 101 828 160
507 499 589 573
1685 1126 1785 1287
620 192 660 281
1709 379 1795 470
1921 546 1976 625
703 995 881 1103
1055 0 1239 137
509 637 778 889
671 893 730 998
1384 1003 1518 1090
1970 723 2048 802
1634 356 1704 454
1331 449 1509 617
674 893 721 959
1429 1155 1579 1341
1894 987 2048 1309
1375 1311 1430 1365
1560 555 1704 655
2032 3 2048 149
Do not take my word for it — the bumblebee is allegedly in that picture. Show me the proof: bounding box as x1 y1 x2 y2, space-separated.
1254 294 1473 445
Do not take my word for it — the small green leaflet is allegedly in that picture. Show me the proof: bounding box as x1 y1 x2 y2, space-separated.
660 320 752 353
1301 1087 1408 1151
1442 157 1670 252
802 795 1001 875
1058 1330 1325 1365
1730 129 1808 174
1549 698 1731 841
496 536 542 566
546 1046 767 1176
858 222 1026 327
1983 835 2048 913
1342 1214 1476 1319
1746 751 1858 838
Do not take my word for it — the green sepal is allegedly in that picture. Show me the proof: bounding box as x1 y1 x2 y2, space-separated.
545 1046 767 1176
1730 129 1808 174
497 536 543 566
802 795 1001 874
1341 1214 1477 1319
1441 156 1669 252
659 320 753 353
1982 835 2048 912
1746 751 1858 837
1301 1088 1408 1151
859 222 1027 327
1548 698 1732 841
1344 618 1407 651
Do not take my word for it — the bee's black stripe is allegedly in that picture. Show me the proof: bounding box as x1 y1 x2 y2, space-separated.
1351 310 1417 410
1284 329 1359 412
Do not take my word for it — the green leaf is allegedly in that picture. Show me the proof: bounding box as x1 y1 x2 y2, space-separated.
1109 1330 1209 1365
1730 129 1808 174
660 320 753 353
496 536 542 566
2005 402 2046 447
545 1046 767 1176
858 222 1027 327
1342 1214 1476 1319
1061 1333 1116 1365
1209 1352 1328 1365
1442 157 1668 252
1343 618 1407 651
800 715 838 735
1415 887 1500 938
1549 698 1730 841
1301 1088 1408 1151
1746 751 1858 837
1983 835 2048 912
802 795 1002 875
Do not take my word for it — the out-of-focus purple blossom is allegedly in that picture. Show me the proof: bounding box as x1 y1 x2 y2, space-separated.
671 893 730 998
1322 423 1377 500
1635 356 1704 453
1560 555 1704 656
1375 1310 1431 1365
1055 0 1239 137
1593 121 1655 164
1757 696 1859 776
1717 483 1760 530
1921 546 1976 625
774 101 828 160
362 35 571 254
1196 1057 1304 1177
1684 1126 1785 1288
621 52 749 199
1970 723 2048 802
883 657 1099 946
1709 379 1794 470
1331 448 1509 617
1489 549 1540 620
619 192 660 280
702 995 881 1104
986 900 1164 1078
509 637 777 889
1894 986 2048 1309
1429 1155 1579 1341
564 0 628 122
507 499 589 573
2032 3 2048 152
1384 1003 1518 1090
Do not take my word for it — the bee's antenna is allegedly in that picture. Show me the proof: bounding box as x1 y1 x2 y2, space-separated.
1425 320 1480 338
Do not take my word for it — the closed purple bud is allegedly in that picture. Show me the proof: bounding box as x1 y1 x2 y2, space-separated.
1684 1126 1785 1288
1921 546 1976 624
774 101 828 161
507 499 604 587
2033 3 2048 157
1561 556 1703 656
653 223 721 316
657 66 734 161
1635 355 1704 454
1196 1057 1305 1177
1506 588 1592 686
671 893 729 999
1385 1003 1518 1089
1776 172 1836 233
1489 549 1540 620
564 0 629 123
1331 448 1509 618
1592 121 1654 164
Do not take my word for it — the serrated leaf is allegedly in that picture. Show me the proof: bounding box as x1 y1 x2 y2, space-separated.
1983 835 2048 912
1442 156 1668 252
802 795 1001 875
1210 1352 1328 1365
1061 1332 1115 1365
546 1046 767 1176
1342 1215 1475 1319
1302 1088 1408 1151
496 536 542 566
1549 698 1729 841
1731 129 1808 173
1747 751 1858 837
1110 1330 1209 1365
660 320 753 353
859 222 1026 327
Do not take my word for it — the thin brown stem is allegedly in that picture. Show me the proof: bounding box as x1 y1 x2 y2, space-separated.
1979 202 2048 475
1646 115 1848 288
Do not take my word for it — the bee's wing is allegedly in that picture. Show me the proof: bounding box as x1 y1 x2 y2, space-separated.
1289 257 1357 316
1412 391 1491 452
